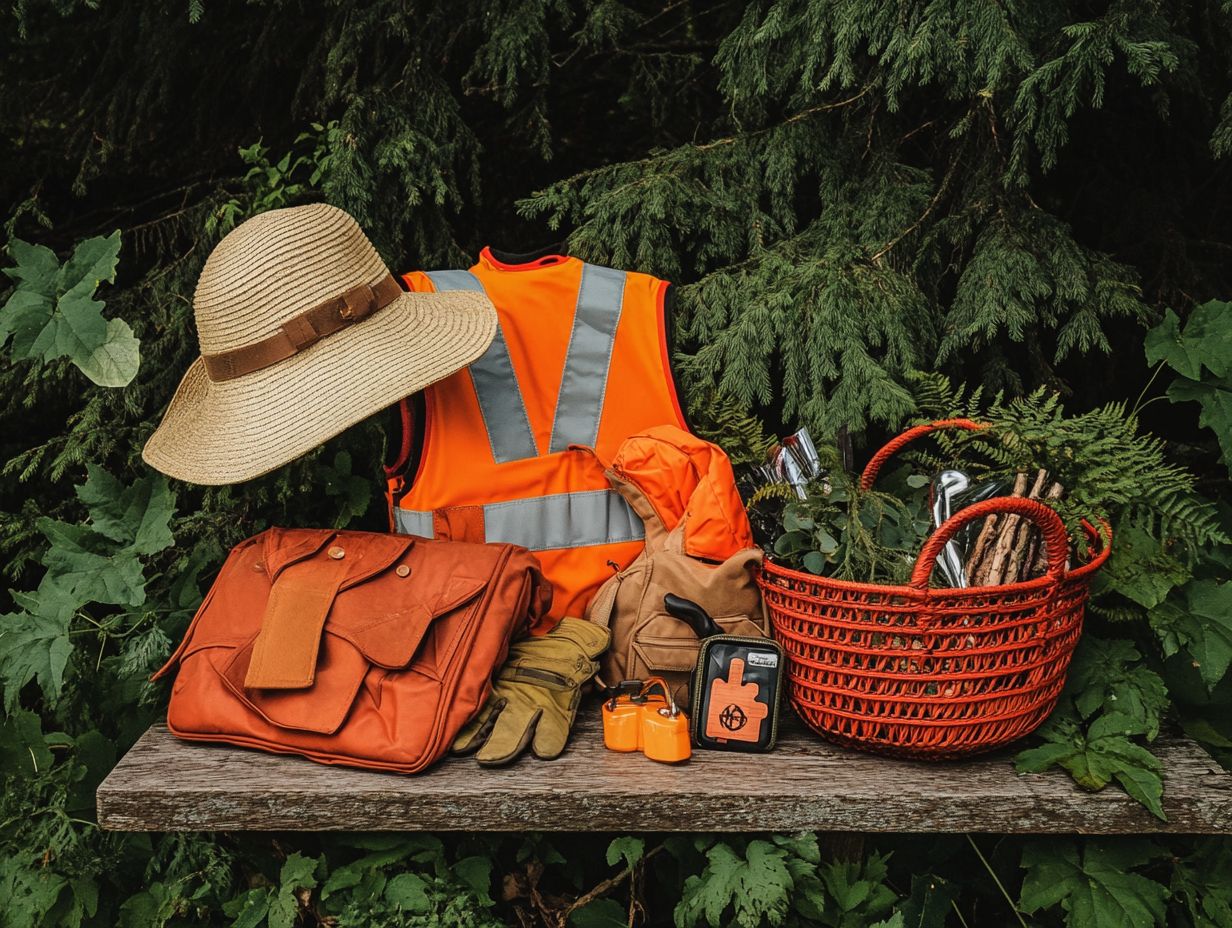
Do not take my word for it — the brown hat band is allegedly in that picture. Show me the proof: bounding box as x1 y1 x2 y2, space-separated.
202 274 404 382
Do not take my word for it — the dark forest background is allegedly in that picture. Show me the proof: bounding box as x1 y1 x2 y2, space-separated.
2 2 1232 926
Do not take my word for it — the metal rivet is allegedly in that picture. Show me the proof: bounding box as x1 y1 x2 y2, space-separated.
328 546 346 560
395 565 411 578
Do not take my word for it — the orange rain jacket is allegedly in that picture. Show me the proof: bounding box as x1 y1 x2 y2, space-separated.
388 248 687 625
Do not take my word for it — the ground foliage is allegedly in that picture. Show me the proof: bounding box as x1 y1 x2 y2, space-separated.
3 1 1232 926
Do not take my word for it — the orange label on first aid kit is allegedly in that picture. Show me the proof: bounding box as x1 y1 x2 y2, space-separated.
704 658 769 744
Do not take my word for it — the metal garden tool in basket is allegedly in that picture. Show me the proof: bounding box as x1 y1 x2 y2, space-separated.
758 418 1113 760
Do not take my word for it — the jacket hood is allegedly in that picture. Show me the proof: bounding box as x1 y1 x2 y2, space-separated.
608 424 755 561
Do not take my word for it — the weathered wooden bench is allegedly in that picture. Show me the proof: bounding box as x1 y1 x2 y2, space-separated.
97 712 1232 833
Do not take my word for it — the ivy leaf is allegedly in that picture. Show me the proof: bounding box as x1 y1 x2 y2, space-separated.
1151 580 1232 690
75 465 176 555
606 836 645 869
1020 839 1168 928
0 586 73 712
1016 709 1166 820
383 873 429 914
269 853 318 928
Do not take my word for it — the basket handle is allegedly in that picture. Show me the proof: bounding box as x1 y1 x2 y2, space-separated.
860 418 986 491
909 496 1070 591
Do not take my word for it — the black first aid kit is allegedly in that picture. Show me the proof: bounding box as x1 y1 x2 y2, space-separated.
663 594 783 752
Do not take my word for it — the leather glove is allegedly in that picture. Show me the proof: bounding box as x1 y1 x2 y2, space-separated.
453 617 610 766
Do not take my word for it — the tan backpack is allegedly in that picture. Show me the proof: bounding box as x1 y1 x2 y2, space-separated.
584 426 768 707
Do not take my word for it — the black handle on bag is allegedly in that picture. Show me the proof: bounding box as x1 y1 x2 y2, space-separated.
664 594 723 640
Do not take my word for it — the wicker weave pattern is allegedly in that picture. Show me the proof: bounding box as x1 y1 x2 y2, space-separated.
759 421 1111 759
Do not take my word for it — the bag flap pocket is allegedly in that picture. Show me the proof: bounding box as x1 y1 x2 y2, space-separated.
327 569 490 669
216 633 368 735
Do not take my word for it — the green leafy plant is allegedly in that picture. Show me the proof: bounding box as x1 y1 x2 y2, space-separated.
769 467 928 584
0 232 137 387
1145 301 1232 476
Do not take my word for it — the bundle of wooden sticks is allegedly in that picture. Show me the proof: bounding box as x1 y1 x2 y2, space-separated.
965 470 1064 586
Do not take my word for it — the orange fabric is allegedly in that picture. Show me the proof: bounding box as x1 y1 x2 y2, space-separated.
704 658 769 744
153 528 552 773
244 554 348 689
390 249 686 623
608 424 755 561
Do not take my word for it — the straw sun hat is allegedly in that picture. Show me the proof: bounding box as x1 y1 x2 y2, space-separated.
143 203 497 485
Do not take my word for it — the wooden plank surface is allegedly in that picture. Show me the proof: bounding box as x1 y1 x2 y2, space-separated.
97 711 1232 834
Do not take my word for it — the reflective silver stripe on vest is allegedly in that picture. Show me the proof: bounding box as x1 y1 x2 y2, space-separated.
548 264 628 453
425 270 537 464
393 508 434 538
395 489 644 551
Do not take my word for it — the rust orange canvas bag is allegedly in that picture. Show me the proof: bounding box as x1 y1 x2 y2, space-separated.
152 527 551 773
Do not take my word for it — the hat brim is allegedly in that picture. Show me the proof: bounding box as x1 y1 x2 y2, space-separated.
143 289 496 485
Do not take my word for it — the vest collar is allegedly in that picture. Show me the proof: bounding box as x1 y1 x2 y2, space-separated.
479 245 572 272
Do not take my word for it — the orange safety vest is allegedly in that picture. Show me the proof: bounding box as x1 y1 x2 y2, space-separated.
387 247 688 623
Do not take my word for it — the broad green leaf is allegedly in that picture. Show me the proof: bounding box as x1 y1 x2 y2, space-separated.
1146 301 1232 379
0 709 54 776
0 289 54 358
49 289 109 361
453 856 493 905
74 317 140 387
0 230 133 384
0 857 69 928
1171 839 1232 928
1145 308 1204 379
1151 581 1232 690
1094 524 1189 609
1017 710 1166 819
899 874 958 928
570 898 626 928
76 466 176 555
57 231 121 302
1065 637 1168 738
0 592 72 712
1168 378 1232 475
384 873 429 914
3 238 59 292
269 853 318 928
676 839 795 928
818 854 897 925
66 729 117 813
222 888 269 928
1020 839 1167 928
606 836 645 869
37 517 147 607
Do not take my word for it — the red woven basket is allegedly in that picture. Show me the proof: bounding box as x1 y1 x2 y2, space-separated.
758 419 1112 759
